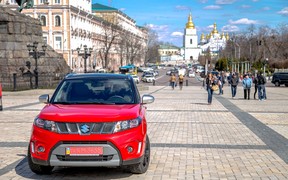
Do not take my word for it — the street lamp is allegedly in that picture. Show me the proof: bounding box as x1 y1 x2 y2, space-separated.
263 58 268 77
77 45 93 73
27 41 47 89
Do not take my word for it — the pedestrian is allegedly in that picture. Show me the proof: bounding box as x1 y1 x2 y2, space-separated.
257 72 267 101
253 74 258 99
178 74 184 90
229 73 239 99
217 73 224 95
242 74 252 100
170 73 176 90
206 73 216 105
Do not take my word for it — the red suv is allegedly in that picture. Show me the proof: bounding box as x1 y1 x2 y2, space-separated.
27 73 154 174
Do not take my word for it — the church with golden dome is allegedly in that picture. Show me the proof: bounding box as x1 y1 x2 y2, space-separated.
183 13 228 62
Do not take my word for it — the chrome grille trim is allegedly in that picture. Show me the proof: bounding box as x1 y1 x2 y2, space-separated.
55 122 116 134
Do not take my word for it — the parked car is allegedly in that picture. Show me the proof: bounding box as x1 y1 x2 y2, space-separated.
131 74 140 84
200 71 219 78
142 74 155 83
27 73 154 174
188 71 195 78
271 72 288 86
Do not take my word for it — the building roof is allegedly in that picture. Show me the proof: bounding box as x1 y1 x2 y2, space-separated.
92 3 118 11
159 45 180 50
92 3 135 23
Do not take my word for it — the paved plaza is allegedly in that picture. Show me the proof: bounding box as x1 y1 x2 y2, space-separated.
0 84 288 179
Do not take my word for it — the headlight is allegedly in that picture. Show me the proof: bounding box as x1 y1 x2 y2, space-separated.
34 117 57 133
113 117 142 133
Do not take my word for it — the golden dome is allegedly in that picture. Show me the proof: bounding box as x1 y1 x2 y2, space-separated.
211 22 218 34
186 13 195 29
200 33 205 40
226 33 229 40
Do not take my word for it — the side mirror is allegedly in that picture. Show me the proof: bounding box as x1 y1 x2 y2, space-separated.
39 94 49 104
141 94 154 104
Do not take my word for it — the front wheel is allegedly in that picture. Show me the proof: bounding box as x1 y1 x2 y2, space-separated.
275 81 280 87
127 136 150 174
27 145 54 174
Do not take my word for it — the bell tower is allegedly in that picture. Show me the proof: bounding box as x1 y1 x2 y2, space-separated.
184 13 199 61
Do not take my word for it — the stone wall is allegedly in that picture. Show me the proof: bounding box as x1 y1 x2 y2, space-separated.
0 6 71 90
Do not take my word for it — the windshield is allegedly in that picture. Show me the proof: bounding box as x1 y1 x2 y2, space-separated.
51 78 136 104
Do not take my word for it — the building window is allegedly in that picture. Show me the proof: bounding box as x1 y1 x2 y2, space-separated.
43 36 48 44
39 0 44 3
54 0 60 4
10 0 16 3
40 16 46 26
55 36 62 49
190 39 193 44
55 15 61 26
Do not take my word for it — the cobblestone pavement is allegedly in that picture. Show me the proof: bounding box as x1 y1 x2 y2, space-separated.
0 84 287 179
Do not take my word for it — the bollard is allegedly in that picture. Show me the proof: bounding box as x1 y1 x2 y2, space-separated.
13 73 17 91
186 79 188 86
153 79 155 86
0 83 2 111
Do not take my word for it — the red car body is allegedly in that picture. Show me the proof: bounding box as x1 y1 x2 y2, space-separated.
27 73 154 174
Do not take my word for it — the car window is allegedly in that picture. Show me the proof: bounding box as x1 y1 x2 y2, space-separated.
52 78 135 104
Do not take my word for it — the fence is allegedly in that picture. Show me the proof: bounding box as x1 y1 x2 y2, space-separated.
0 72 66 91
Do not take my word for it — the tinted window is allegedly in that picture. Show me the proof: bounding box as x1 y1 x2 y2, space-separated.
51 78 136 104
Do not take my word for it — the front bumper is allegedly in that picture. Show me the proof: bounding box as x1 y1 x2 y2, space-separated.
29 125 147 167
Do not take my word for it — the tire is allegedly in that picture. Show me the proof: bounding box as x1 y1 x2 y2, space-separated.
285 84 288 87
127 136 150 174
275 81 280 87
27 145 54 174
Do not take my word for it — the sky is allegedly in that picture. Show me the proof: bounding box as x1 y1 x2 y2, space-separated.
92 0 288 47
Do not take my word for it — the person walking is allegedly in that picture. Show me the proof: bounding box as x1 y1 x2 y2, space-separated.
178 74 184 90
257 72 267 101
242 74 252 100
229 73 239 99
206 73 216 105
170 73 176 90
253 74 258 99
217 73 224 95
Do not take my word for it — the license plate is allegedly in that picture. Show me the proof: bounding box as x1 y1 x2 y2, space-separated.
66 146 103 156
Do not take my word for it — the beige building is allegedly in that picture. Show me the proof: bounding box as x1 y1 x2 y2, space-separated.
1 0 147 72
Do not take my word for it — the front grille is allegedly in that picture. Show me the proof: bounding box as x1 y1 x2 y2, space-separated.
56 122 116 134
56 155 113 161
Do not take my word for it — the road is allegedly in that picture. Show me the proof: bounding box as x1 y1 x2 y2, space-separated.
0 71 288 179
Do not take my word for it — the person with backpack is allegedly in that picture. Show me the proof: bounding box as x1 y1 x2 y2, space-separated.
257 72 267 101
242 74 252 100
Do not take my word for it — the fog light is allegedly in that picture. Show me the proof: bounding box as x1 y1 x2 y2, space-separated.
126 146 133 153
37 146 45 153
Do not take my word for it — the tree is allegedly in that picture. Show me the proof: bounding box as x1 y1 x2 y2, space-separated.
144 26 160 64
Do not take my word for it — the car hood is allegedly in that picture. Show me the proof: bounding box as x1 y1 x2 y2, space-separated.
38 104 141 122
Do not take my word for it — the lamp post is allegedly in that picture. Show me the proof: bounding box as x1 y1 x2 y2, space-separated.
77 45 93 73
27 41 47 89
263 58 268 77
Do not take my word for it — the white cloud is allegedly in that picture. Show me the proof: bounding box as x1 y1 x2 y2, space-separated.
221 25 240 32
262 7 270 11
171 32 183 37
146 24 169 31
204 5 221 10
216 0 236 5
229 18 258 25
241 5 251 9
278 7 288 16
199 0 208 3
175 5 190 11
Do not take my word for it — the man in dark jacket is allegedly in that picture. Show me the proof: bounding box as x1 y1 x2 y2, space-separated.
229 73 239 99
257 72 267 101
